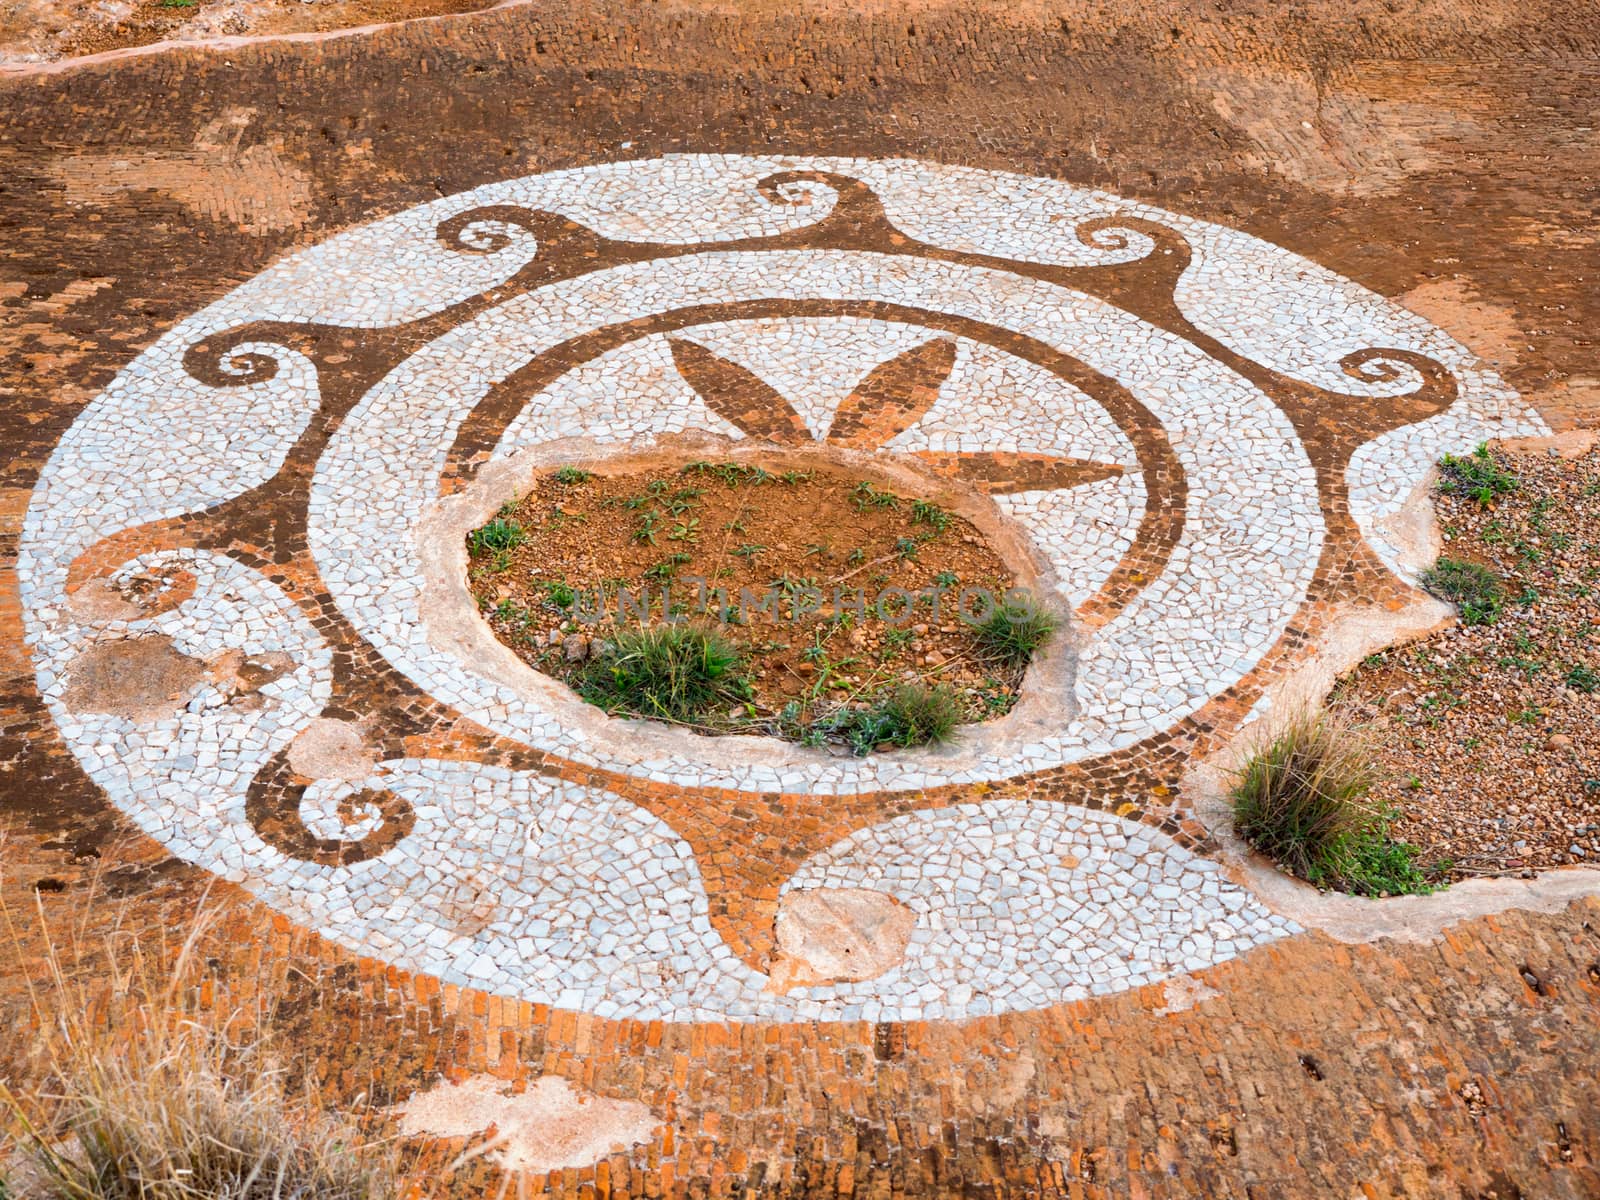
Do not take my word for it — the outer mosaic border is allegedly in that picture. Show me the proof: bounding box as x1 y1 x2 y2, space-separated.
15 155 1546 1021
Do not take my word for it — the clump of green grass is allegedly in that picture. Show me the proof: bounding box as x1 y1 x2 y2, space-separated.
822 683 962 756
1229 711 1434 896
466 517 525 555
910 500 950 534
851 481 898 512
679 462 779 488
579 624 749 724
1437 443 1517 505
552 466 592 485
975 597 1058 666
1419 557 1503 626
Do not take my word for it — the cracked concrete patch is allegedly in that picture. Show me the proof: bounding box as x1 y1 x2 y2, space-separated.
285 717 375 782
1154 974 1222 1015
391 1074 660 1174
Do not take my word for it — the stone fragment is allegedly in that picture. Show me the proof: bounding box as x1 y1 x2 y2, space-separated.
766 886 916 993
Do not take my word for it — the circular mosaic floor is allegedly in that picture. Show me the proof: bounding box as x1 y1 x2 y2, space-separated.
18 155 1546 1022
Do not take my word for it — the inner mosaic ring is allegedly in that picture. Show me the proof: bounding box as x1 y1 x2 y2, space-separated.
448 296 1180 626
307 248 1324 799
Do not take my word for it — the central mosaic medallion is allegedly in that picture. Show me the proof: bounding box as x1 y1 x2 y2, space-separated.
20 156 1544 1020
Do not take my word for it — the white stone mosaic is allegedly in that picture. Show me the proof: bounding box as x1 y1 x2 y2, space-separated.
29 551 332 864
998 474 1146 611
674 316 945 442
308 250 1323 792
63 737 1300 1020
781 801 1299 1020
18 156 1548 1020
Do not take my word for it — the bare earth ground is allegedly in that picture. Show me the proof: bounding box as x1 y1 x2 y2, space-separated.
0 0 497 64
1336 442 1600 878
2 1 1600 1197
469 460 1026 732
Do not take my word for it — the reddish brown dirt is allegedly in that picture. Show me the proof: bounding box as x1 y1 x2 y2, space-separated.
0 0 496 64
1334 444 1600 878
468 460 1029 732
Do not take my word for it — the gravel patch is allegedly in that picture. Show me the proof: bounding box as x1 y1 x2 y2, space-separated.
1333 444 1600 878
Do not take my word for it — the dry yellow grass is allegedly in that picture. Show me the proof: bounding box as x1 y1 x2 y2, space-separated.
0 854 406 1200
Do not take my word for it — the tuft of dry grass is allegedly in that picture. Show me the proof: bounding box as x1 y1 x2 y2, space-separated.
0 862 405 1200
1229 710 1435 896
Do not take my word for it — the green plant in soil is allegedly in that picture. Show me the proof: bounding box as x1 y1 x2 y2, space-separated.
631 510 660 545
493 598 528 626
1565 663 1600 694
816 682 963 756
852 480 899 511
466 516 525 555
879 627 914 661
644 552 693 581
542 580 576 610
1437 443 1518 505
1229 710 1435 896
975 598 1058 666
578 623 750 725
1419 557 1503 625
553 466 592 484
911 500 951 533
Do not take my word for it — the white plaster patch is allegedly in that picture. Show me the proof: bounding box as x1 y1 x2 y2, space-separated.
392 1075 660 1175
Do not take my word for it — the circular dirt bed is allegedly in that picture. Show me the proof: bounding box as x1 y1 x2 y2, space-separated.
466 455 1059 752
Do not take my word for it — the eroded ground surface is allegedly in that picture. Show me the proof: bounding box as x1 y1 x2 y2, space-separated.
0 0 497 65
2 2 1600 1196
